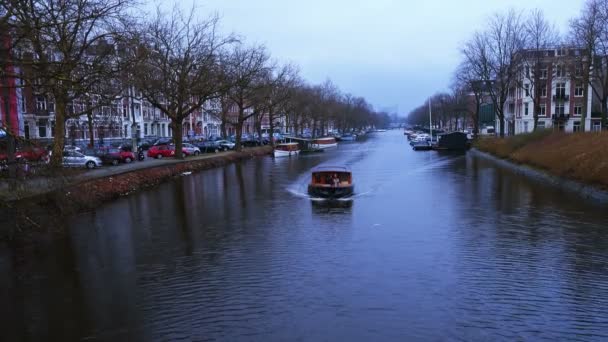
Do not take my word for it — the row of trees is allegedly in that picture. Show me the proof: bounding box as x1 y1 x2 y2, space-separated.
408 0 608 136
1 0 387 169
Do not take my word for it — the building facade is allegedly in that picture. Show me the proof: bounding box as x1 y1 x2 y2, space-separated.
505 47 599 135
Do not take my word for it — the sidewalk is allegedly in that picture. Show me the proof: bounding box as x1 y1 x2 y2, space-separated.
0 147 272 202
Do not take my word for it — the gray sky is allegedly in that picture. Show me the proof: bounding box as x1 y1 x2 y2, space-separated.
194 0 583 115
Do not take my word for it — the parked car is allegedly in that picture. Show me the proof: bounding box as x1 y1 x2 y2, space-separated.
153 137 172 146
147 145 175 159
64 145 82 153
16 146 48 162
62 151 103 169
215 140 235 151
195 141 221 153
242 140 263 147
99 147 136 165
182 143 201 156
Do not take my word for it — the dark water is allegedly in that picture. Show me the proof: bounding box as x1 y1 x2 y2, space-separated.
2 131 608 341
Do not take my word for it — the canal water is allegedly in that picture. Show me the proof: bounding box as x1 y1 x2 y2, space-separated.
2 130 608 341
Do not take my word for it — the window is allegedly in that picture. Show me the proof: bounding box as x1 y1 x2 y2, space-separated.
556 65 566 77
508 103 515 114
525 66 530 78
524 121 529 133
556 83 566 98
556 48 567 56
537 121 546 130
575 64 583 77
541 85 547 97
524 84 530 97
524 103 529 115
36 96 47 111
555 104 565 115
144 123 148 135
593 122 602 132
38 123 47 138
539 104 546 116
574 121 581 132
540 68 548 79
574 105 583 116
574 83 584 97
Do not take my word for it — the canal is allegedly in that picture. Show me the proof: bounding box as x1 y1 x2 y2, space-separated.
2 130 608 341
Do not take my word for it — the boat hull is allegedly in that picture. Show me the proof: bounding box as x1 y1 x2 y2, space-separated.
273 149 300 158
308 185 354 198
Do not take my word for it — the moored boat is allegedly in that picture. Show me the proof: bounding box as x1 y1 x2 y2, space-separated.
307 166 354 198
311 137 338 149
340 134 357 141
273 142 300 157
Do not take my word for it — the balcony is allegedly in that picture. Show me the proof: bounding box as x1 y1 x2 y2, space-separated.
552 114 570 121
553 94 570 102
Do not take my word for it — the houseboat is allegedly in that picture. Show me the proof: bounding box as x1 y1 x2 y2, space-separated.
311 137 338 150
307 166 354 198
273 142 300 157
433 132 470 151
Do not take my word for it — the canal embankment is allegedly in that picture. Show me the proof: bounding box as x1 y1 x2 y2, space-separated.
0 146 272 240
474 131 608 201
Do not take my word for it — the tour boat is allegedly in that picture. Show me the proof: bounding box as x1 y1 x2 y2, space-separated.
310 137 338 150
307 165 354 198
273 142 300 157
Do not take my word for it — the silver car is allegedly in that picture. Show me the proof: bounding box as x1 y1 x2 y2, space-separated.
62 151 103 169
182 143 201 156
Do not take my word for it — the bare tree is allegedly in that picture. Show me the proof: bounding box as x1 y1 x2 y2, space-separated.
487 10 528 136
4 0 134 168
523 9 559 131
260 63 299 146
220 44 270 151
132 6 233 158
570 0 608 130
453 60 487 136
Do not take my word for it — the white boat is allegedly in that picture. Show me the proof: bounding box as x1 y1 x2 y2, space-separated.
274 142 300 157
311 137 338 150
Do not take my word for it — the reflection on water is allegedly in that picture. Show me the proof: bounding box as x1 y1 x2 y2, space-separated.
2 131 608 341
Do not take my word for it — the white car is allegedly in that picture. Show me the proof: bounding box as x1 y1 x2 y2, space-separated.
62 151 102 169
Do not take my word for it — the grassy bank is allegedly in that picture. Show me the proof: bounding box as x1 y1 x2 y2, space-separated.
475 131 608 190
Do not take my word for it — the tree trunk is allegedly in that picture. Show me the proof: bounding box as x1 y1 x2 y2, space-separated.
220 110 228 138
87 111 95 147
173 119 184 159
473 98 480 136
499 115 505 137
581 69 590 132
50 101 66 169
602 97 608 130
268 108 276 147
256 115 263 146
235 121 243 151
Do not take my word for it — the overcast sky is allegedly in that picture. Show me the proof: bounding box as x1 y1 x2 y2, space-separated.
189 0 583 115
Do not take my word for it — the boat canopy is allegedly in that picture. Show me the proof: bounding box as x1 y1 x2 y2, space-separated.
311 165 351 173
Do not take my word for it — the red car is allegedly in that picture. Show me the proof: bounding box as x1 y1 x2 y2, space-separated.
0 146 48 163
147 145 176 159
17 146 48 162
100 147 136 165
147 145 189 159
